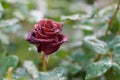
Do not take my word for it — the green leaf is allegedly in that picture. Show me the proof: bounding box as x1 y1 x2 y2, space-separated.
3 24 22 33
23 61 39 79
72 49 93 65
61 14 80 21
89 7 99 18
112 44 120 54
0 55 19 74
114 54 120 64
13 68 32 80
61 61 81 75
0 31 9 45
85 58 112 79
112 63 120 74
39 67 65 80
83 37 109 54
0 18 19 27
109 36 120 54
109 36 120 46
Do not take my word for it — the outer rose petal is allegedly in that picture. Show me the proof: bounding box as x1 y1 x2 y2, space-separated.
41 44 61 55
26 31 54 44
26 31 39 44
52 34 68 46
39 34 68 55
36 44 41 53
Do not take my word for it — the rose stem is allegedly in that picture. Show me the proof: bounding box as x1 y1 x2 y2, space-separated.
105 0 120 62
41 51 47 71
43 55 47 71
6 67 13 80
105 0 120 35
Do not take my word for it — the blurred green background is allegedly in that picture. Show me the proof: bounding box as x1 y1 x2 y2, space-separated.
0 0 120 80
0 0 95 68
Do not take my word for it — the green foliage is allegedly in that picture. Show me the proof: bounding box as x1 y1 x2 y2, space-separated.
39 67 64 80
85 57 112 79
0 0 120 80
84 37 110 54
0 55 19 74
112 63 120 74
109 36 120 54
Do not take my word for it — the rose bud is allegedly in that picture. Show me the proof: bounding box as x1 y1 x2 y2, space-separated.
26 19 68 55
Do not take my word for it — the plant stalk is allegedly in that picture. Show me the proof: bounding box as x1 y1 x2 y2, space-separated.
40 51 47 72
43 55 47 71
105 0 120 35
6 67 13 80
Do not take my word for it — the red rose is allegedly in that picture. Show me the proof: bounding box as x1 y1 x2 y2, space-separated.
26 19 68 55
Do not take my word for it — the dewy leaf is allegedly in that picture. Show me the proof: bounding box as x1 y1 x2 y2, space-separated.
109 36 120 46
85 58 112 79
99 4 117 17
83 36 109 54
112 63 120 74
0 18 19 27
109 36 120 54
23 61 39 79
39 67 65 80
114 54 120 64
61 14 80 21
61 61 81 75
3 24 22 33
13 68 32 80
0 31 9 45
112 43 120 54
89 7 98 18
0 55 19 74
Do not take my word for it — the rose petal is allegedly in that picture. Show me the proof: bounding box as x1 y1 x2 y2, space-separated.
26 31 54 44
34 24 39 30
42 27 54 32
36 44 41 53
46 20 53 28
26 31 39 44
40 34 68 55
39 20 47 27
34 20 46 30
53 22 63 33
52 34 68 46
32 36 54 43
35 29 57 39
34 29 48 38
41 43 61 55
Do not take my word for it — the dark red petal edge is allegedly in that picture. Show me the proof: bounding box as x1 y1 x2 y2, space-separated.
26 31 55 43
